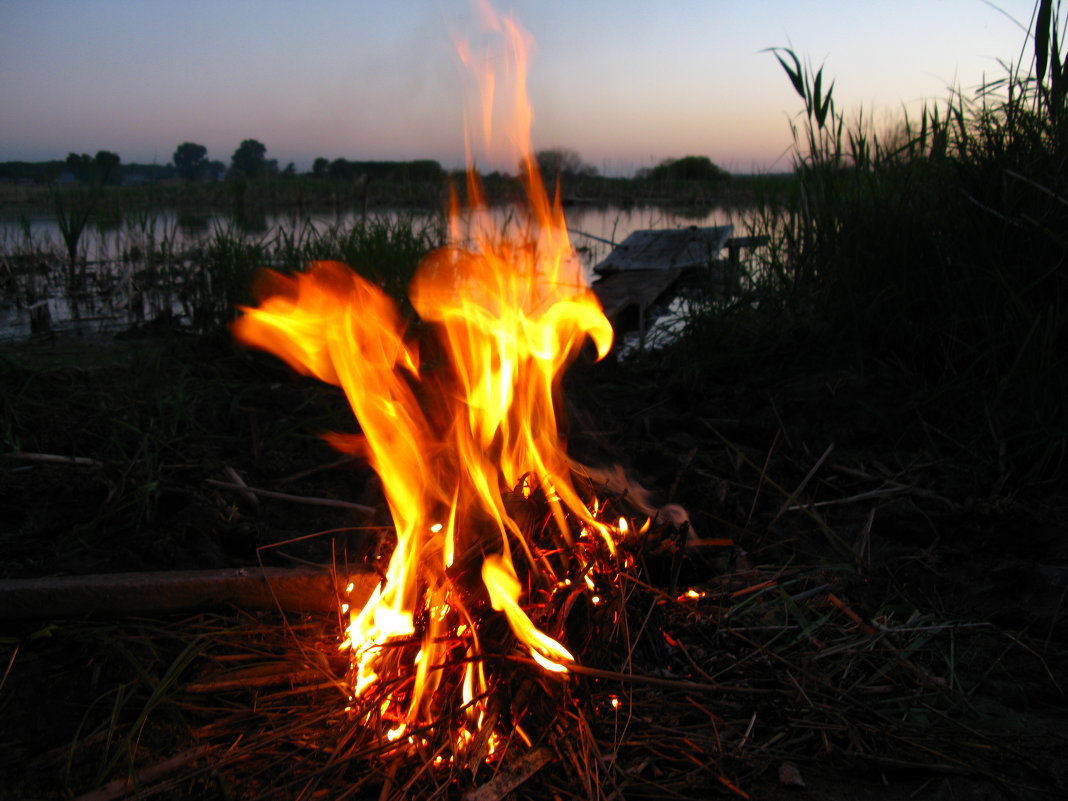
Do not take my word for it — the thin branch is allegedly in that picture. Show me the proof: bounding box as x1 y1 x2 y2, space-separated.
206 479 374 514
3 451 104 467
71 745 212 801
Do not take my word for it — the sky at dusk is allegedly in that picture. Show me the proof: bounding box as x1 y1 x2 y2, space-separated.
0 0 1043 176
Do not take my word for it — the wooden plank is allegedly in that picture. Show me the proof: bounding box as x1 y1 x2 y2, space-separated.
0 566 380 619
592 268 687 320
592 225 733 275
725 234 770 263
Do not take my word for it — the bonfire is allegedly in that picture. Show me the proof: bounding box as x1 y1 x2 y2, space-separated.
233 2 655 769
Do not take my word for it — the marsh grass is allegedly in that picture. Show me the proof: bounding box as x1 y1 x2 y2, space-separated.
269 213 443 308
0 211 446 338
668 1 1068 487
51 186 94 286
191 212 443 328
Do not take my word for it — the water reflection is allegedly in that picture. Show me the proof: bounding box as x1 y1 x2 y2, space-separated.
177 212 211 235
0 203 748 343
232 208 269 234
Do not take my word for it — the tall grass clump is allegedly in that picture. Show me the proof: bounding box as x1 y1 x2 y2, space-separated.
193 214 445 329
273 213 445 308
686 1 1067 485
193 221 270 329
51 186 95 285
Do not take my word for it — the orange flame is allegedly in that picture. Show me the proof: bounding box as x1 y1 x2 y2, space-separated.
233 4 614 753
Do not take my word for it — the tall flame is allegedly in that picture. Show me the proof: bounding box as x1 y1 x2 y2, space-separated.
233 4 614 752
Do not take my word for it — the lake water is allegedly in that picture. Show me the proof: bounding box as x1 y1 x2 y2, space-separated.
0 203 747 344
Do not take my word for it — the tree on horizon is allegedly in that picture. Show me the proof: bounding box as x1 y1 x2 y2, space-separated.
173 142 208 181
94 151 121 185
64 151 121 184
535 147 597 179
230 139 268 179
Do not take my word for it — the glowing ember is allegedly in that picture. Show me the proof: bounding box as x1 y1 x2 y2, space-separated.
234 3 627 757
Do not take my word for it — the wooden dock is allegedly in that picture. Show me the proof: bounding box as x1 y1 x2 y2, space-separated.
586 225 757 341
592 225 734 277
591 267 689 333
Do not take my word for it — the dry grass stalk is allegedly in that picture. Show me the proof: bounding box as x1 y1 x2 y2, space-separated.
4 461 1059 800
206 478 376 515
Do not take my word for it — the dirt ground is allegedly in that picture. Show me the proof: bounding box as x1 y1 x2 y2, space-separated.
1 333 1065 800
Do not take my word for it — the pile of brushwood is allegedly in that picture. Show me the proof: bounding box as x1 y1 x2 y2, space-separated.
0 327 1065 801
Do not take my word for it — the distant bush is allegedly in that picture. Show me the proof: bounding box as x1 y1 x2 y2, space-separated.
321 159 446 183
640 156 730 182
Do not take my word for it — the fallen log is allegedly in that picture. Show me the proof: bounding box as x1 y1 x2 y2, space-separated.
0 566 379 620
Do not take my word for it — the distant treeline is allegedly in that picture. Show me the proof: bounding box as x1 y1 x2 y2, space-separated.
0 155 445 187
312 158 445 183
0 156 178 186
0 140 766 212
0 140 737 188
